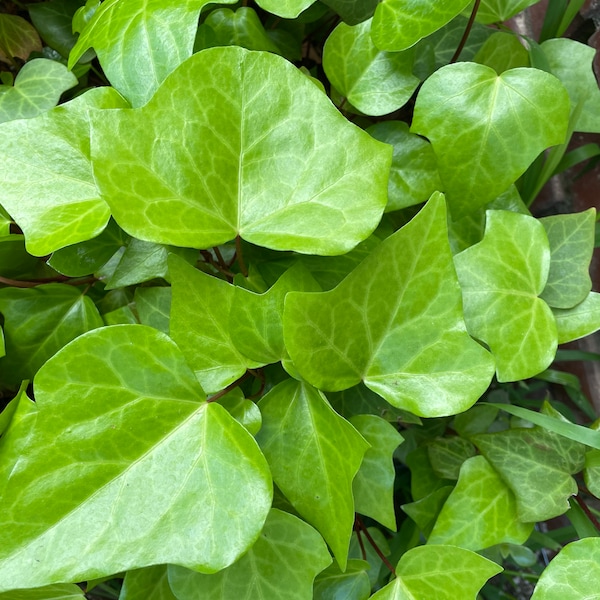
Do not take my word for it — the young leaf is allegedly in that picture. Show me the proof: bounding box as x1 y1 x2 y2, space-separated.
284 193 495 417
0 325 272 592
0 14 41 64
412 63 570 217
256 379 369 569
168 509 331 600
0 583 85 600
554 292 600 344
91 46 390 255
120 566 177 600
475 0 541 24
0 59 77 124
428 455 533 550
454 209 557 381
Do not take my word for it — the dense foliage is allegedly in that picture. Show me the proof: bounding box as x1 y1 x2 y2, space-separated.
1 0 600 598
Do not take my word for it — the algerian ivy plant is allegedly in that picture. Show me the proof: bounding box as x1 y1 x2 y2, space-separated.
2 0 600 598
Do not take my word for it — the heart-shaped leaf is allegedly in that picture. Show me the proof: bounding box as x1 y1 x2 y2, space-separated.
0 325 272 592
91 46 390 255
284 193 495 417
412 63 569 217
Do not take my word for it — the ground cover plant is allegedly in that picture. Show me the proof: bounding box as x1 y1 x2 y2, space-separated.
2 0 600 598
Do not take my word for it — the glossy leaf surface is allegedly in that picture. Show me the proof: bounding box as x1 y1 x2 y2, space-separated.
0 325 272 591
256 379 369 568
412 63 569 216
554 292 600 344
285 194 495 417
168 509 331 599
91 47 391 255
254 0 316 18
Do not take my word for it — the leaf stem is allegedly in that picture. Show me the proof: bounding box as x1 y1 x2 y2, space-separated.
0 275 96 288
574 493 600 532
207 371 252 403
355 525 368 561
450 0 481 63
200 250 235 281
235 235 248 277
247 368 266 399
355 515 396 575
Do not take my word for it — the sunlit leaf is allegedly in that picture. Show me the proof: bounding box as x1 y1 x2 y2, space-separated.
0 583 85 600
254 0 317 18
554 292 600 344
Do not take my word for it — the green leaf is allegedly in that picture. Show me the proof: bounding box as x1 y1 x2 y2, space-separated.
256 379 369 569
0 325 272 591
401 486 453 537
284 193 495 417
371 0 473 51
584 449 600 500
321 0 380 25
412 63 570 217
541 38 600 133
0 283 103 388
475 0 540 24
69 0 237 107
169 255 255 394
0 59 77 124
255 0 317 18
313 559 371 600
370 545 502 599
367 121 442 212
0 14 41 64
531 538 600 599
428 455 533 550
427 436 476 480
215 387 262 436
134 287 171 335
323 19 418 116
120 566 177 600
0 86 127 256
350 415 403 530
0 583 85 600
91 46 390 255
349 532 390 588
0 381 27 436
168 509 331 599
473 31 529 73
454 209 557 381
540 209 595 308
472 425 586 522
406 446 453 501
554 292 600 344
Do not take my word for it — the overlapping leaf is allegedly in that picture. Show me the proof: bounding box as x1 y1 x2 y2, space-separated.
91 46 390 255
554 292 600 344
412 63 569 217
168 509 331 599
321 0 380 25
473 32 529 73
454 209 556 381
284 194 495 417
313 559 371 600
134 287 171 335
0 583 85 600
0 325 272 592
120 566 177 600
0 14 41 64
256 379 369 568
254 0 317 19
476 0 547 25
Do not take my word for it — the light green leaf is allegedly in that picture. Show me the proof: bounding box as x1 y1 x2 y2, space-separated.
0 86 127 256
427 436 476 480
68 0 237 107
428 455 533 550
454 209 556 381
412 63 570 217
540 209 595 308
0 583 85 600
102 304 138 326
371 0 473 51
370 545 502 599
0 58 77 123
0 325 272 591
321 0 379 25
215 388 262 436
254 0 317 18
476 0 545 24
401 486 453 537
367 121 442 211
323 19 418 116
168 509 331 599
120 566 177 600
350 415 403 530
472 425 586 522
542 38 600 133
314 559 371 600
473 32 529 73
284 193 495 417
91 46 390 255
0 14 41 64
0 283 103 388
0 381 26 437
134 287 171 335
585 449 600 500
531 538 600 599
256 379 369 569
554 292 600 344
169 255 255 394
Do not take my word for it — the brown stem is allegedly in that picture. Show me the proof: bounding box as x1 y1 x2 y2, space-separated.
213 246 228 270
0 275 96 288
200 250 235 282
248 368 266 400
354 522 368 561
207 371 252 403
355 515 396 575
574 494 600 532
450 0 481 63
235 235 248 277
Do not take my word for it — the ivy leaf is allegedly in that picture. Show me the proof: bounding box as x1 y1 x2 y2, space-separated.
323 19 418 116
370 545 502 599
371 0 473 51
0 583 85 600
321 0 379 25
256 379 369 569
427 437 476 480
254 0 317 18
531 538 600 599
0 58 77 124
454 209 556 382
350 415 403 530
313 559 371 600
428 456 533 550
91 46 390 255
540 209 595 309
0 86 128 256
120 566 177 600
134 287 171 335
0 325 272 591
412 63 570 217
0 14 41 64
554 292 600 344
284 193 495 417
215 388 262 436
476 0 548 24
402 487 453 537
0 284 103 388
168 509 331 600
473 32 529 73
68 0 237 107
